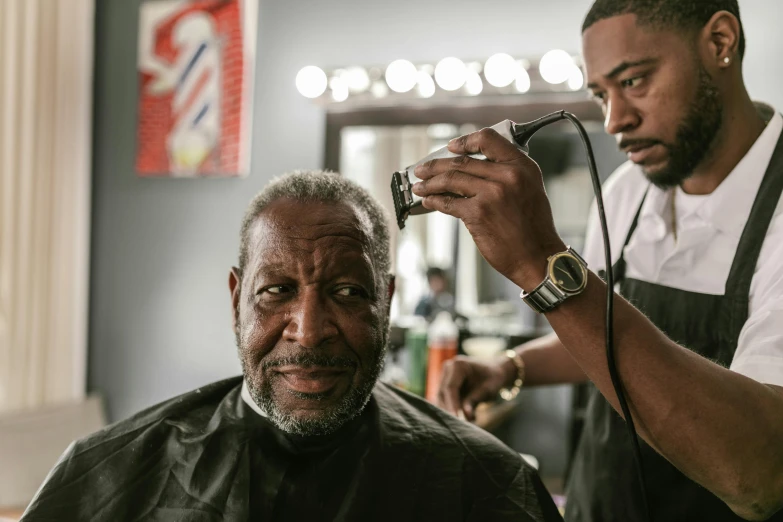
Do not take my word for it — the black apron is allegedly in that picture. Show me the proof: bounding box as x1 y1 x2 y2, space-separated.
565 130 783 522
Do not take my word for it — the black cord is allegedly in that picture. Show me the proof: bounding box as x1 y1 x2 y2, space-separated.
561 112 652 521
401 111 652 519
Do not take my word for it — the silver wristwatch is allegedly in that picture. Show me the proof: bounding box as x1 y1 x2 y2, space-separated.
520 247 588 313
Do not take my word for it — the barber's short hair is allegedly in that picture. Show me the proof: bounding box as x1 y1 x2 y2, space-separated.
238 170 391 291
582 0 745 59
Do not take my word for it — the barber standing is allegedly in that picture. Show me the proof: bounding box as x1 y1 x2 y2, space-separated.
413 1 783 521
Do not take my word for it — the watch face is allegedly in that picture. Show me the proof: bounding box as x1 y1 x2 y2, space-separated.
549 254 586 293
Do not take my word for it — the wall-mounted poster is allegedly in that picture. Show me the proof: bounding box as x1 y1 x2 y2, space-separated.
136 0 257 177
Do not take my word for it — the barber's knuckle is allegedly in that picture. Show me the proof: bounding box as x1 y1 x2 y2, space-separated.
500 167 518 184
454 357 473 374
422 159 438 172
451 155 469 168
486 182 504 200
478 128 494 140
439 364 452 384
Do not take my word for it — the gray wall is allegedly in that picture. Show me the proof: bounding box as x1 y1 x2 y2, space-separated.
90 0 783 425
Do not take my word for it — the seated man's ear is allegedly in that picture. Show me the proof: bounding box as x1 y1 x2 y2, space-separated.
387 275 396 306
229 267 242 331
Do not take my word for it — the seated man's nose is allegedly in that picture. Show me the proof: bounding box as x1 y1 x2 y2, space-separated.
284 302 337 347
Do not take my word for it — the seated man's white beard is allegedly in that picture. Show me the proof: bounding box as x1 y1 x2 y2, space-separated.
238 338 387 437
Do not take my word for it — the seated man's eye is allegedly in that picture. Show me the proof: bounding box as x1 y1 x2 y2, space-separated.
335 286 365 298
264 285 294 295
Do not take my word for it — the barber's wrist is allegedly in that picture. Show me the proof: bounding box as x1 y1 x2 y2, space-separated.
510 240 568 291
498 350 526 400
499 353 519 388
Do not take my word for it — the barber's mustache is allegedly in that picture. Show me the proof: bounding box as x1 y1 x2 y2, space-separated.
618 138 665 152
262 353 357 371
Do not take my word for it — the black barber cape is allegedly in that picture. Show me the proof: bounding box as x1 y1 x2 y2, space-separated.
21 377 562 522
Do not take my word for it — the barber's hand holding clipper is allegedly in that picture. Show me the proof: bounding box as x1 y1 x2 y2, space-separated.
412 127 567 420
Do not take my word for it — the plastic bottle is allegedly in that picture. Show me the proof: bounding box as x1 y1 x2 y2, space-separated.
405 318 429 397
425 311 459 403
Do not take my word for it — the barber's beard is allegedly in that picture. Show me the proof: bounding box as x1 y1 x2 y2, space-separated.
644 66 723 189
236 315 387 437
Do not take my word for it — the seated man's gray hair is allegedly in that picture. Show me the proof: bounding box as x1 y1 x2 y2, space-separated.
238 169 391 289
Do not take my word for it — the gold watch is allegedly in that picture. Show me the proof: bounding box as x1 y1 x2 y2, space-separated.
520 247 588 314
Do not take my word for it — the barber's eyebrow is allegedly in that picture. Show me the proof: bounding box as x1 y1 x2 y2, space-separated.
586 58 658 89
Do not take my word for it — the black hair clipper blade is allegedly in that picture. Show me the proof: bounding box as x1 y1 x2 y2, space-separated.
391 170 414 230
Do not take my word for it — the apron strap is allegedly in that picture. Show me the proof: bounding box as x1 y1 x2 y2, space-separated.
722 127 783 346
598 190 649 284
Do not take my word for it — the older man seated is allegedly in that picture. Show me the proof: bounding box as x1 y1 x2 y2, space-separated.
21 171 561 522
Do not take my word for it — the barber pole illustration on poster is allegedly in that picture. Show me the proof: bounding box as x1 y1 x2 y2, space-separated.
136 0 257 177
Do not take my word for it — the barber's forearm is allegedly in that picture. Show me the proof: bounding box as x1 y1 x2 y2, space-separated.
544 271 783 520
513 333 589 387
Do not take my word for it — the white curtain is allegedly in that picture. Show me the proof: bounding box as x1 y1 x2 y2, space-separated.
0 0 94 413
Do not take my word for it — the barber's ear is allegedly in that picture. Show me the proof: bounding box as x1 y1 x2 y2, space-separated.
229 267 242 332
386 275 396 307
704 10 741 66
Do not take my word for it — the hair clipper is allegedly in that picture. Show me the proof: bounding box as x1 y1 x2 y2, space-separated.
390 111 566 229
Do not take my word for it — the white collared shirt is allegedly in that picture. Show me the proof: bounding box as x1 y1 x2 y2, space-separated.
241 380 268 417
583 111 783 387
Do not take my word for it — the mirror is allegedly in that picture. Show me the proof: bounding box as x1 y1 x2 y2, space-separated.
328 97 626 331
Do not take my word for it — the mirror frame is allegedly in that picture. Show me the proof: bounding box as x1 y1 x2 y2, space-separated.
323 94 604 172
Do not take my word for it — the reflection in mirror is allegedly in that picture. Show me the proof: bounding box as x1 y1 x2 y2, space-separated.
338 115 626 332
340 123 477 321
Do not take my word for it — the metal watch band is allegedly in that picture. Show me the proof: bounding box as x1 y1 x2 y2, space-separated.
520 247 587 314
521 279 567 313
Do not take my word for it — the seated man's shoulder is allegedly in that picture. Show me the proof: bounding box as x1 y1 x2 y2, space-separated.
22 377 245 519
374 382 524 465
48 376 244 486
78 376 243 451
373 383 562 521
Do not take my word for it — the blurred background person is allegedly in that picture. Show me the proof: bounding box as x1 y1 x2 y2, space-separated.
414 266 456 320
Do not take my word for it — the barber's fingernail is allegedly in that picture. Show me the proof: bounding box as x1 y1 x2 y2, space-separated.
448 136 464 148
456 410 466 421
412 182 422 194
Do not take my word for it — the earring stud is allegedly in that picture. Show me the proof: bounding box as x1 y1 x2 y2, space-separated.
723 56 731 64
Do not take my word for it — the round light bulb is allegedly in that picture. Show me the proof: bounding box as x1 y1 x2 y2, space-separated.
416 71 436 98
567 65 584 91
515 68 531 93
467 61 483 74
465 69 483 95
341 66 370 93
434 57 467 91
484 53 518 88
330 77 349 102
295 65 328 98
370 80 389 98
539 50 574 84
385 59 418 93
